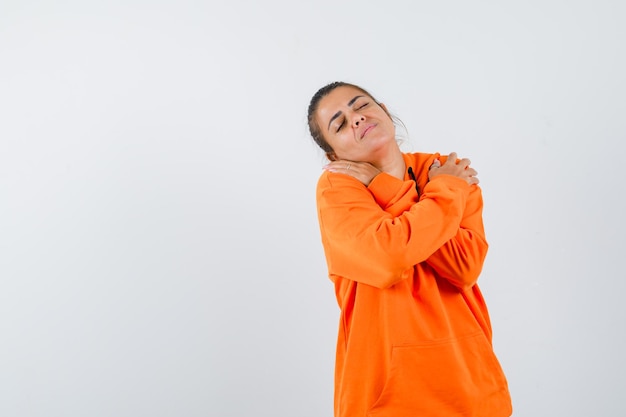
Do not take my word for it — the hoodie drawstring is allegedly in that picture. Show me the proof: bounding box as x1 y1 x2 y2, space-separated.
407 167 420 197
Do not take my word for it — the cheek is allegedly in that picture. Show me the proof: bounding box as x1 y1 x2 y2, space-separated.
381 120 397 137
335 133 355 150
325 136 353 159
324 132 343 149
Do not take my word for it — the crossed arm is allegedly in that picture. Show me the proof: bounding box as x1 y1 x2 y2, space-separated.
317 153 486 290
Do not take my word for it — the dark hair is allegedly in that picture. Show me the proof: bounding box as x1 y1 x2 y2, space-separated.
307 81 384 159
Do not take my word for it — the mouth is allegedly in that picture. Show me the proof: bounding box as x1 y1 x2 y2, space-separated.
360 123 376 139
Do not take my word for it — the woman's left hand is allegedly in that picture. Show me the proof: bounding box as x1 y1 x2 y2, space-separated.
323 160 381 186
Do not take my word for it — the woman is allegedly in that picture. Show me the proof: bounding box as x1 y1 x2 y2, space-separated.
307 81 512 417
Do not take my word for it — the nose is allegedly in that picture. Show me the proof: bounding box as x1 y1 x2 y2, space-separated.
353 114 365 128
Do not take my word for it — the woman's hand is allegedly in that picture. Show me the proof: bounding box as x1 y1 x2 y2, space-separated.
323 160 381 186
429 152 479 185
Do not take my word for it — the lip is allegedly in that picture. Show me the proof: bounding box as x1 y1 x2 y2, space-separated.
360 123 376 139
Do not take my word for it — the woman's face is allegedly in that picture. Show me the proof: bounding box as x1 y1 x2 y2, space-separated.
315 86 397 162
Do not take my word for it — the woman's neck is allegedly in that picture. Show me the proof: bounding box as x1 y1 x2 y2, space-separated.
373 146 406 180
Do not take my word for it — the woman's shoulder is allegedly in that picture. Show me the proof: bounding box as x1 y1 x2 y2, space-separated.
403 151 441 170
316 169 364 193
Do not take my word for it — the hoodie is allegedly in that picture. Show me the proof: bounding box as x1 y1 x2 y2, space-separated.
316 152 512 417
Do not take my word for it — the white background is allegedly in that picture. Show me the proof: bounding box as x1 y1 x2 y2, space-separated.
1 1 625 416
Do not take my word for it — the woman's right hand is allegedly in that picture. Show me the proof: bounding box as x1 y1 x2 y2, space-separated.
323 160 381 186
428 152 479 185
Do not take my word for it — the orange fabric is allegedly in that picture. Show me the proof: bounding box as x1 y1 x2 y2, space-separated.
316 152 512 417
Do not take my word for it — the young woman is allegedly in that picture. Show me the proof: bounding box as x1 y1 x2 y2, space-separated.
307 81 512 417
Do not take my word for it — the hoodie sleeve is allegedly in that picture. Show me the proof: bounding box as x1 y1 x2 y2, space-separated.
316 170 470 289
424 184 488 291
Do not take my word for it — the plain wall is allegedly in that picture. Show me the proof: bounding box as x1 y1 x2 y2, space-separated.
1 1 625 416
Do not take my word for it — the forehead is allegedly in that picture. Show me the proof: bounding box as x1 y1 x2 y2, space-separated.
316 86 369 122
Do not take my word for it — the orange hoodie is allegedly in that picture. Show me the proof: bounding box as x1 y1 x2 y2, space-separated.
316 152 512 417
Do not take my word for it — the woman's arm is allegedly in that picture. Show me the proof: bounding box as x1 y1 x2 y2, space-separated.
424 184 488 291
317 170 471 289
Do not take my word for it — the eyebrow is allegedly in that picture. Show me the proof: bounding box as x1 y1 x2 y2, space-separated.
327 95 364 132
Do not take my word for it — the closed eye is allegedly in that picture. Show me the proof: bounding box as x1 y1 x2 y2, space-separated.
336 118 346 132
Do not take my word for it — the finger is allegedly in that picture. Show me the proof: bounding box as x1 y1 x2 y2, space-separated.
430 159 441 169
458 158 471 168
323 160 359 176
323 160 348 170
446 152 458 165
323 163 343 172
